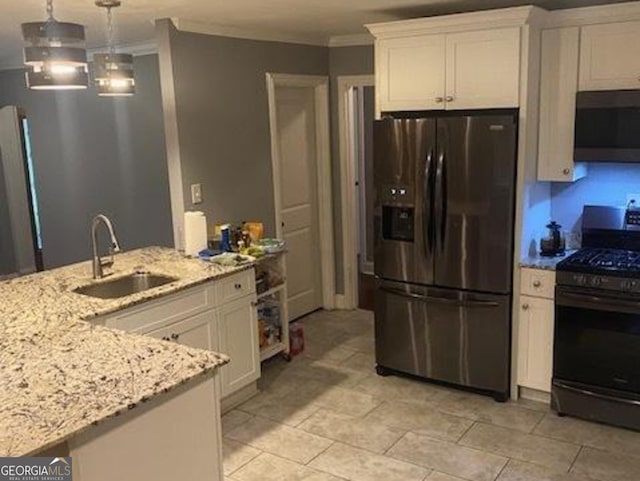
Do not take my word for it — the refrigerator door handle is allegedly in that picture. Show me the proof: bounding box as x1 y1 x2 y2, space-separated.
435 149 445 250
440 150 448 246
380 287 500 308
424 148 435 255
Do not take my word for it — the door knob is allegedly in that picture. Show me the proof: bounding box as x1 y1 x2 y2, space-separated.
435 97 444 103
563 168 570 175
522 303 530 311
533 280 542 287
445 96 454 102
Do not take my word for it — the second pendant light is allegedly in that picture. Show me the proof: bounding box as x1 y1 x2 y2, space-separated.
94 0 135 96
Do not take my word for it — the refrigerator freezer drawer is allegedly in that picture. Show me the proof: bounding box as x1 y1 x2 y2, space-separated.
375 280 511 395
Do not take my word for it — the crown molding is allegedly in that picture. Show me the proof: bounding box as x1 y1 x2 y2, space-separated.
328 33 374 47
87 41 158 57
366 6 549 38
173 18 328 47
543 2 640 28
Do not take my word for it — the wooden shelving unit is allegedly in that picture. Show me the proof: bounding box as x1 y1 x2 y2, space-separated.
254 250 290 362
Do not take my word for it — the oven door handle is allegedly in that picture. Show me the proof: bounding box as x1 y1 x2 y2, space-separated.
380 287 499 308
556 290 640 314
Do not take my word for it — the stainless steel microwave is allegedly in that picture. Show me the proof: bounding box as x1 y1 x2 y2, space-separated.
574 90 640 163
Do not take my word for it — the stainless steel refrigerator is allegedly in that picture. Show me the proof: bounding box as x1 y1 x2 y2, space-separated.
373 112 517 401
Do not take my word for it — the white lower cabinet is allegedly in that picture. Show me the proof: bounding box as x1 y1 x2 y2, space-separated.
70 376 222 481
146 310 218 351
517 295 555 393
99 270 260 401
218 296 260 398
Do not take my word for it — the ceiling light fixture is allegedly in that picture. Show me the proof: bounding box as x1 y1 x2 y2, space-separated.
94 0 135 97
21 0 88 90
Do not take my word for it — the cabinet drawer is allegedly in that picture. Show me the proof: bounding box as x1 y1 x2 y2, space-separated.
215 269 255 305
520 268 555 299
106 284 215 334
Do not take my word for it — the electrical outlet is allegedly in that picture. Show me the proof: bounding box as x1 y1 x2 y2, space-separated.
191 183 203 204
627 193 640 208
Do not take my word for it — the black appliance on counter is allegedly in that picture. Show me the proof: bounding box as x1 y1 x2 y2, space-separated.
554 205 640 430
373 110 518 402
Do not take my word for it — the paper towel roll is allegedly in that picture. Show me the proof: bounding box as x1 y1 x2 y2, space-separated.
184 211 208 257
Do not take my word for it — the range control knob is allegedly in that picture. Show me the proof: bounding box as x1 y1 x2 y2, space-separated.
572 274 586 286
621 279 638 291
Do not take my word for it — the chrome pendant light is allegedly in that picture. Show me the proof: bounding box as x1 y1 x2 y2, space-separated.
94 0 135 96
21 0 88 90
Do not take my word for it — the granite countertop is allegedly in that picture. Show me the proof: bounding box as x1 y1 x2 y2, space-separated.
0 247 250 457
520 250 577 270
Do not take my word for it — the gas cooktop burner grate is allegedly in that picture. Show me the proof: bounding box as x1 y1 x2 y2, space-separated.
563 248 640 272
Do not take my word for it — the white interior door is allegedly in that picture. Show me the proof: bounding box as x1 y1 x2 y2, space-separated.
275 86 323 320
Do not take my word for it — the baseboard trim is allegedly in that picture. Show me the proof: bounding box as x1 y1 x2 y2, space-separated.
519 386 551 405
334 294 347 309
221 382 259 413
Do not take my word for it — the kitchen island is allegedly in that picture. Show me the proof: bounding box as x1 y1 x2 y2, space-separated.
0 247 249 480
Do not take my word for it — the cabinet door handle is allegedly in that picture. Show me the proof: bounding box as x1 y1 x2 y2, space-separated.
162 336 171 342
170 333 180 341
235 283 242 290
445 96 454 102
435 97 444 103
562 168 570 175
533 280 542 288
522 303 530 311
251 300 259 307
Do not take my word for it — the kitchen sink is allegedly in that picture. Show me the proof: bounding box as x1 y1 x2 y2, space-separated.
73 272 179 299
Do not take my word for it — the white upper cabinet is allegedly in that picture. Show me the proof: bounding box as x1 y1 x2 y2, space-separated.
538 27 587 182
377 35 446 111
445 28 521 109
579 21 640 91
376 27 521 112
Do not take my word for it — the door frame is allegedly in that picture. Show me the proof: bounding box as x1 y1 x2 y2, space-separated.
266 73 335 310
337 75 375 310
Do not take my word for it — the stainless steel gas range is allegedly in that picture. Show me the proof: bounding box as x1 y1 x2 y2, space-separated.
554 205 640 430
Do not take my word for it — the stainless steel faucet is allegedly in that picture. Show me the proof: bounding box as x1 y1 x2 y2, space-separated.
91 214 121 279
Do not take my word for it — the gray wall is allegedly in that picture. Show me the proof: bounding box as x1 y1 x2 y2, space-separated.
0 54 173 270
166 26 329 236
328 45 374 293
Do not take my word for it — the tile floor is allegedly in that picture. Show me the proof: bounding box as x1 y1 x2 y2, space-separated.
222 309 640 481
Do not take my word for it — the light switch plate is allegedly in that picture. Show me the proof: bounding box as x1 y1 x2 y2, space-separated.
191 183 203 204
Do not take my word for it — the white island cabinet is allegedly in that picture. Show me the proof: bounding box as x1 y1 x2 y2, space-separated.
69 376 222 481
69 269 260 481
95 268 261 405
